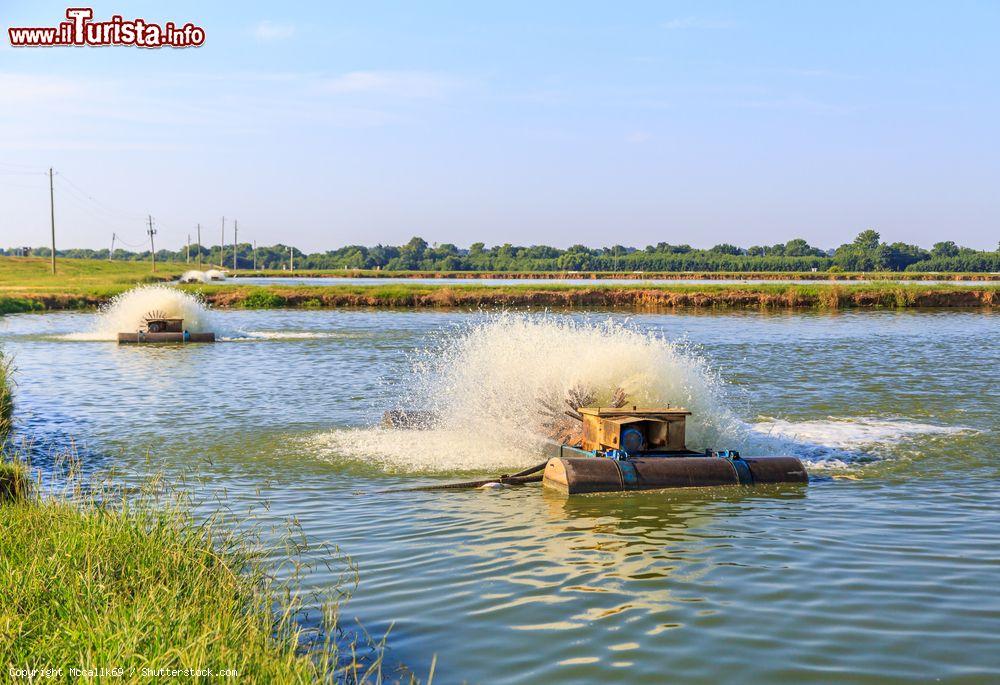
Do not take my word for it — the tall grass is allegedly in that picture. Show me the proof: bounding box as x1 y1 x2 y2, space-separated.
0 351 11 444
0 342 418 681
0 452 418 683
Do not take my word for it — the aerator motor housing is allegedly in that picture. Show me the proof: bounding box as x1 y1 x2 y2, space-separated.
580 407 691 454
544 406 808 494
144 317 184 333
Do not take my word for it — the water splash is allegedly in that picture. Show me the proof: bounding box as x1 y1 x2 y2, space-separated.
747 417 975 469
179 270 209 283
307 313 970 473
205 269 227 281
751 417 972 448
308 313 739 472
62 285 222 341
234 331 353 340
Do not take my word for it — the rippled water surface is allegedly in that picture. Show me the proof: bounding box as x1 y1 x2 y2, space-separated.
2 308 998 683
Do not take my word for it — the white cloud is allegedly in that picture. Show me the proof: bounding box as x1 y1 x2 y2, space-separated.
253 21 295 42
320 70 463 98
0 69 436 153
662 17 733 30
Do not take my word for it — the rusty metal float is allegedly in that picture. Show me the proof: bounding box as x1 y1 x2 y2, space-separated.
382 405 808 495
539 407 806 494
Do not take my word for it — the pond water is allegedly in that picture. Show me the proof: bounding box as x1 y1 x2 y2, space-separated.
1 307 998 683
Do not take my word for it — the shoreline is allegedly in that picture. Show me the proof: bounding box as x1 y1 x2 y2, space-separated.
1 282 997 312
232 269 1000 282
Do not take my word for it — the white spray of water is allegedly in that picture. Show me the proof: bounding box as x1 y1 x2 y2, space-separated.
205 269 227 281
307 314 741 472
748 417 975 469
235 331 352 340
179 270 210 283
58 285 351 342
752 417 971 448
63 285 223 341
307 313 977 473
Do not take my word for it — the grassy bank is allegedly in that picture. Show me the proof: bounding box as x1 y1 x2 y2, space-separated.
1 257 997 311
0 256 188 290
240 268 1000 282
0 493 376 681
1 281 997 312
0 464 407 682
3 256 997 290
0 360 408 683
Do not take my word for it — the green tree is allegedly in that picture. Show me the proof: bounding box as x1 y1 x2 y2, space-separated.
784 238 821 257
853 229 881 251
931 241 960 258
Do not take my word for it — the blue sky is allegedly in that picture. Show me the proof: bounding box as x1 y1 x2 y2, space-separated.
1 1 997 251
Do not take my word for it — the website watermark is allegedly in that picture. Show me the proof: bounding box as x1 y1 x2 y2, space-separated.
8 8 205 48
8 666 240 680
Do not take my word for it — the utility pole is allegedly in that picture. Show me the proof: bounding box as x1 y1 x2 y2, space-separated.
220 216 225 268
186 234 191 263
109 233 115 261
196 223 202 265
289 245 294 271
253 240 257 271
233 220 238 271
48 167 56 273
147 215 157 272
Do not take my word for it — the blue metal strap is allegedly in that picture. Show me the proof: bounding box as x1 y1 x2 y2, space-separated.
729 456 754 485
616 459 640 490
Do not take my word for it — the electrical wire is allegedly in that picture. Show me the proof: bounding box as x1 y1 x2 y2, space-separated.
55 174 146 221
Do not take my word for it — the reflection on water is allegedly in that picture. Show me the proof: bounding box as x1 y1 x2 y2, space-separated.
1 308 998 683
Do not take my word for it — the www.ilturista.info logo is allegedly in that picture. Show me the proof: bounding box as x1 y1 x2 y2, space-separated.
8 8 205 48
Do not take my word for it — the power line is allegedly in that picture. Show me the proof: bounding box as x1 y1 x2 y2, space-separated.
113 235 148 249
52 182 140 232
56 174 145 220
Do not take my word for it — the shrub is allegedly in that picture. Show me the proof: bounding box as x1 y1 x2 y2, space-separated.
0 461 29 503
241 289 287 308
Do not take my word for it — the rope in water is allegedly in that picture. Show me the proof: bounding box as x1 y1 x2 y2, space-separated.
379 461 549 493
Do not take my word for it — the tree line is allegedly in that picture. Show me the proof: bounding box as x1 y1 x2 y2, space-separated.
3 230 998 272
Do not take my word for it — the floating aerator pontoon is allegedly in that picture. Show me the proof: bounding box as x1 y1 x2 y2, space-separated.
540 406 807 494
117 311 215 344
382 404 808 495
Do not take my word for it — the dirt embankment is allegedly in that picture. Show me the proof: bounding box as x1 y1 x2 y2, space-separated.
245 270 1000 282
2 285 996 313
200 285 997 309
